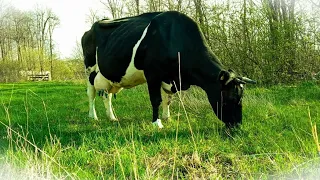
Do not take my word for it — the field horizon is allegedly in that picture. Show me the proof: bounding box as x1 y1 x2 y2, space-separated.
0 81 319 179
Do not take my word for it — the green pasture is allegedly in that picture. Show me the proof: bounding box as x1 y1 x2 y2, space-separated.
0 81 319 179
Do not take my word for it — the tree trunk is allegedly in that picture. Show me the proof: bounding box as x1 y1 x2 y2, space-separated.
135 0 139 15
193 0 209 42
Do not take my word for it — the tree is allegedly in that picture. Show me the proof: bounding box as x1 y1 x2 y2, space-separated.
100 0 124 19
308 0 320 8
0 4 60 82
125 0 140 16
86 8 104 25
262 0 298 82
11 8 31 63
48 13 60 79
135 0 140 14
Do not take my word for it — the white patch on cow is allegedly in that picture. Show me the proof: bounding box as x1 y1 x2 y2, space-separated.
161 89 171 120
116 24 151 88
100 18 130 24
85 64 97 76
161 82 173 93
93 72 123 93
87 80 98 120
93 24 151 90
94 72 111 91
85 64 99 120
95 47 100 73
152 119 164 129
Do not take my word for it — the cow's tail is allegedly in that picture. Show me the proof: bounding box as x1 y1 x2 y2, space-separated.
81 27 98 85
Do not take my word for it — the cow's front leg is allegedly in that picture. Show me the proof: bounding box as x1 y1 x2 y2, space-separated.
102 92 118 121
161 88 172 120
147 81 164 128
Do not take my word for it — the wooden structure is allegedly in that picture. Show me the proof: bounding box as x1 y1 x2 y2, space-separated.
20 71 51 81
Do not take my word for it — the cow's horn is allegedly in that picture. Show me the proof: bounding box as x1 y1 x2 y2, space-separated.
224 72 236 85
235 78 246 84
239 77 257 84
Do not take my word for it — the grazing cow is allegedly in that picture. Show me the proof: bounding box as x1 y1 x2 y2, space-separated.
81 11 256 128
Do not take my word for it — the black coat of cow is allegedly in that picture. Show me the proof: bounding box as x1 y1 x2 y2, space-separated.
82 11 255 128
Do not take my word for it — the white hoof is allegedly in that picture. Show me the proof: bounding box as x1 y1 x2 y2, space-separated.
152 119 164 129
110 117 118 121
162 115 170 120
89 113 98 120
108 113 118 121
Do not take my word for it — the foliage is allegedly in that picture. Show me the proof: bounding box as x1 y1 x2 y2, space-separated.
0 58 84 82
45 59 85 81
96 0 320 84
0 81 319 178
0 0 319 84
0 4 60 82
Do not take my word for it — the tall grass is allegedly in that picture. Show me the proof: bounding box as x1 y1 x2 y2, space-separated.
0 81 319 179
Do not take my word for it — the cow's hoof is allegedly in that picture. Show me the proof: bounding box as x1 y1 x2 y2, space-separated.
110 117 118 121
89 114 98 120
152 119 164 129
162 116 171 121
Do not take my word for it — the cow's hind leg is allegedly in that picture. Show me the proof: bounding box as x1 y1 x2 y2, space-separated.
161 88 172 120
94 73 122 121
102 92 118 121
87 71 98 120
82 29 98 120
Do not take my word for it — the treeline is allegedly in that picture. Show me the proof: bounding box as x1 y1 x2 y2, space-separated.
1 0 319 83
95 0 320 84
0 4 83 82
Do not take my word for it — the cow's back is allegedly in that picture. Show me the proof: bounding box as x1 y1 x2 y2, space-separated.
97 12 161 83
82 19 126 69
141 11 211 64
135 11 223 87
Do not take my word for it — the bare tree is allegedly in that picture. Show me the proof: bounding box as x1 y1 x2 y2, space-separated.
135 0 140 14
10 8 32 63
100 0 124 19
34 7 58 72
71 40 83 61
86 8 103 25
168 0 183 11
193 0 210 42
124 0 141 16
48 14 59 79
147 0 164 11
308 0 320 8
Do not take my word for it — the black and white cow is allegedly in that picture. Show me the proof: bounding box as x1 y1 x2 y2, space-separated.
81 11 256 128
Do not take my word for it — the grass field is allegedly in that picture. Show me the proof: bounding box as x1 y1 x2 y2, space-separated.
0 81 319 179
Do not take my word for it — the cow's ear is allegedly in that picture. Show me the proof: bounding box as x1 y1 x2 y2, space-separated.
218 70 229 85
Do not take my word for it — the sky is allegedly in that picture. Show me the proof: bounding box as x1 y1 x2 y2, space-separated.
3 0 104 58
3 0 317 58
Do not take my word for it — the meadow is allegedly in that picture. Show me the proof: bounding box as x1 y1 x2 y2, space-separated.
0 81 319 179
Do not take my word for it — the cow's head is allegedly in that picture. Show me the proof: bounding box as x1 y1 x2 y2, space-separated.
218 69 256 127
206 69 256 128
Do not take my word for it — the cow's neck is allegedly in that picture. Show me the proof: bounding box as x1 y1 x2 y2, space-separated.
191 51 224 89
